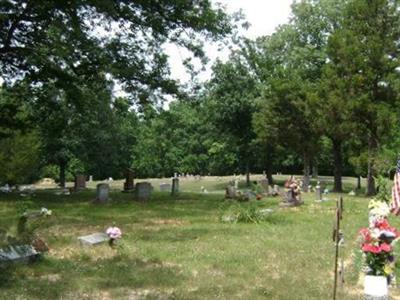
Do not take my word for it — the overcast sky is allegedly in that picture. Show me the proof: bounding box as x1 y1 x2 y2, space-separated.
166 0 294 83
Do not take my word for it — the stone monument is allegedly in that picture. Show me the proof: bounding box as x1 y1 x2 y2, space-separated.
123 168 134 192
74 175 86 191
171 177 179 195
96 183 110 203
281 176 303 207
135 182 152 201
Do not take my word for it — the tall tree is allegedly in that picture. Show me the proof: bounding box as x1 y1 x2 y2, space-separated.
327 0 400 195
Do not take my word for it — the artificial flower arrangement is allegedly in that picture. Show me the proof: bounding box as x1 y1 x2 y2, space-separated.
106 225 122 248
359 182 400 282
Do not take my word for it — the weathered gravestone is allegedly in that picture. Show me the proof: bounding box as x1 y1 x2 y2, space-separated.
171 178 179 195
315 182 322 201
0 245 39 264
259 179 269 194
160 183 171 192
89 175 93 182
225 185 237 199
123 169 134 192
96 183 110 203
74 175 86 191
78 232 108 246
135 182 152 201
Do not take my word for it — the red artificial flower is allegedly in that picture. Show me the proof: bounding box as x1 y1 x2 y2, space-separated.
375 219 390 230
380 243 392 253
359 228 372 242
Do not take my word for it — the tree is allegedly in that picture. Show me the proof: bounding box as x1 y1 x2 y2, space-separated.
326 0 400 195
206 54 259 186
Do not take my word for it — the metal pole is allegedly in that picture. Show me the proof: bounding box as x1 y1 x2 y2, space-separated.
333 206 340 300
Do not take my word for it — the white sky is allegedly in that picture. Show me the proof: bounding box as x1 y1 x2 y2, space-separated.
166 0 294 83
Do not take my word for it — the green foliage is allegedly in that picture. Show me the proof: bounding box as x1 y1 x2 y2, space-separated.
0 131 41 185
375 176 391 204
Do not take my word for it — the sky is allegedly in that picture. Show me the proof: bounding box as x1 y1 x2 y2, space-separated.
166 0 294 83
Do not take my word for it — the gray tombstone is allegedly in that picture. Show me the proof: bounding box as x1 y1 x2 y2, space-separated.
171 178 179 195
225 185 237 199
315 182 322 201
160 183 171 192
89 175 93 182
0 245 39 264
96 183 110 203
273 185 280 194
135 182 152 201
78 232 108 246
259 179 269 194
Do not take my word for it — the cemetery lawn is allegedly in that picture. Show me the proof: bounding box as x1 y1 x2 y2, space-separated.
1 183 400 299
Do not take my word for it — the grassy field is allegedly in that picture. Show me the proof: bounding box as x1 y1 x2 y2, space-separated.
1 175 400 299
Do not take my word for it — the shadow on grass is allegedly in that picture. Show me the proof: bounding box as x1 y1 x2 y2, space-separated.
0 253 185 299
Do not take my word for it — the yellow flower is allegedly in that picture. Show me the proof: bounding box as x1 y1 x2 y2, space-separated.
384 264 393 275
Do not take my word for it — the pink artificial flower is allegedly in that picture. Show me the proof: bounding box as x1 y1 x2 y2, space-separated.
359 228 372 242
362 243 381 254
106 226 122 239
380 243 392 253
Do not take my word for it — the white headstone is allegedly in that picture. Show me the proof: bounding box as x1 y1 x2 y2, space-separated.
78 232 108 246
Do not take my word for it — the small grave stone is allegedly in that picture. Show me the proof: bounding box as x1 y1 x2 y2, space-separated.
315 182 322 201
74 175 86 191
0 245 39 264
234 179 239 189
135 182 152 201
273 185 280 194
160 183 171 192
78 232 108 246
96 183 110 203
171 178 179 195
225 185 237 199
123 169 134 192
0 184 11 193
89 175 93 182
259 179 269 194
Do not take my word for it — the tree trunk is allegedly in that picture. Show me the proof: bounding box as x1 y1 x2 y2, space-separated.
366 136 378 196
332 139 343 192
246 163 250 187
267 168 274 185
303 153 311 192
59 161 66 188
312 164 318 179
357 176 361 190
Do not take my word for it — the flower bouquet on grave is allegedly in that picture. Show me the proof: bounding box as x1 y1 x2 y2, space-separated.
359 197 400 284
106 225 122 248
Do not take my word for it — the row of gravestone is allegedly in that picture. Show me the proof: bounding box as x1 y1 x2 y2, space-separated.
95 177 181 203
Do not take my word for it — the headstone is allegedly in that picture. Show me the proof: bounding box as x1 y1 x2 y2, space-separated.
89 175 93 182
259 179 269 194
281 176 303 207
78 232 108 246
234 179 239 189
174 172 178 178
160 183 171 192
0 184 11 193
171 178 179 195
315 182 322 201
96 183 110 203
74 175 86 191
225 185 237 199
123 169 134 192
273 185 280 194
135 182 152 201
0 245 39 264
